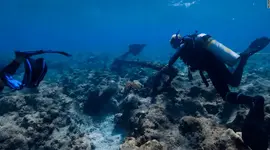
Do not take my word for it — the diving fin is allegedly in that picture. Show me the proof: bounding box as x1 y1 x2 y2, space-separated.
22 58 47 88
15 50 72 59
2 73 22 90
242 37 270 57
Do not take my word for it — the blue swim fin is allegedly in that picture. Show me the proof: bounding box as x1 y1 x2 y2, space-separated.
2 73 22 90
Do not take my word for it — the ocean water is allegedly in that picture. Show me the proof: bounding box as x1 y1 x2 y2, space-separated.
0 0 269 58
0 0 269 149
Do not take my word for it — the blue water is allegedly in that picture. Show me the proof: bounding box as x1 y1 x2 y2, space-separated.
1 0 269 59
0 0 269 149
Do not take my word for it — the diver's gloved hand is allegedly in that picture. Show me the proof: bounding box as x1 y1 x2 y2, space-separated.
247 37 270 55
159 65 179 77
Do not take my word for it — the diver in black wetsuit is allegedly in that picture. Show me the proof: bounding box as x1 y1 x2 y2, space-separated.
0 50 71 91
158 30 269 105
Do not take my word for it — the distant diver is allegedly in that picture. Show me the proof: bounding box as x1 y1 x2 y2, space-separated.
241 95 268 150
0 50 71 91
156 30 269 106
118 44 146 60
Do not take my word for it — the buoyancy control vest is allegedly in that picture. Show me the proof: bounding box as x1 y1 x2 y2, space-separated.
195 33 241 67
180 32 241 68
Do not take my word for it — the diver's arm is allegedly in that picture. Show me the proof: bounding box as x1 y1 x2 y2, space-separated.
168 43 185 67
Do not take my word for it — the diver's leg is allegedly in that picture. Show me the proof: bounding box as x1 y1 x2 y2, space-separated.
207 51 249 87
229 38 270 86
0 51 39 76
227 57 247 87
205 57 241 87
206 65 252 105
0 58 24 90
1 60 21 75
207 70 230 99
210 55 248 87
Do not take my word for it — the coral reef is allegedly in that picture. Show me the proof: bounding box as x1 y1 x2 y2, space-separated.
0 54 270 150
0 83 92 150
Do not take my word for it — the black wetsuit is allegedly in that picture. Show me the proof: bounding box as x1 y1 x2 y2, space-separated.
0 60 21 78
0 57 49 92
167 34 252 104
0 60 21 91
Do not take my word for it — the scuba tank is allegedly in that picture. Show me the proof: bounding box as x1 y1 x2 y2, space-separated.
195 33 240 66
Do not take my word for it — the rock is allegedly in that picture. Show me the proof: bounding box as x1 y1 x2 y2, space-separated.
0 83 92 150
203 102 220 114
116 94 142 129
178 116 250 150
120 138 164 150
83 84 118 115
140 140 164 150
265 104 270 114
0 96 23 115
120 137 139 150
226 110 248 131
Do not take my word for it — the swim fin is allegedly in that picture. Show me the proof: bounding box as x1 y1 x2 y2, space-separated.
2 73 23 90
15 50 72 58
22 58 47 88
242 37 270 57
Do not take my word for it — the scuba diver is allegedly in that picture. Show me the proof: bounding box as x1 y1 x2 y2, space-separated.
241 95 268 150
118 44 147 60
158 30 270 105
0 50 71 91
